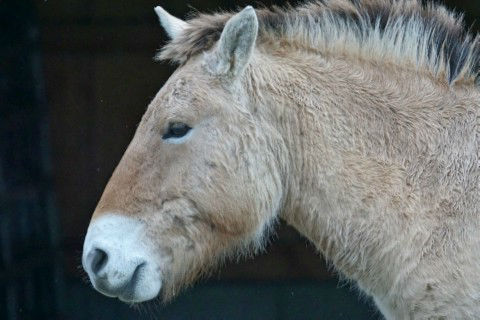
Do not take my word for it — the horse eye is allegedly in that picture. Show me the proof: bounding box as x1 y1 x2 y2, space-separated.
162 122 192 140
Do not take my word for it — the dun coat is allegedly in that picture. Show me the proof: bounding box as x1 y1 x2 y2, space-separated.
83 1 480 318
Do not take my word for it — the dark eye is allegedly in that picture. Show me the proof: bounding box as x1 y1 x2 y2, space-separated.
162 122 192 140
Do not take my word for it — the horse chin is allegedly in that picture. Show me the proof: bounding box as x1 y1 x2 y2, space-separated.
115 264 163 304
116 285 162 304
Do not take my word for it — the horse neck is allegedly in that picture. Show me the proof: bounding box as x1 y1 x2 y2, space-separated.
250 49 480 294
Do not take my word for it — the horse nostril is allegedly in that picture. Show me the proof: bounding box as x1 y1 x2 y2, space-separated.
90 248 108 275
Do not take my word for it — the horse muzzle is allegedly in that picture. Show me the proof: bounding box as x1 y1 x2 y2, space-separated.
82 214 162 303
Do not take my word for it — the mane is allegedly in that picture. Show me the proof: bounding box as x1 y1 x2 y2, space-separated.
157 0 480 85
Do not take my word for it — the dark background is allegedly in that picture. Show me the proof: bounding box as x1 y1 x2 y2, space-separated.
1 1 479 319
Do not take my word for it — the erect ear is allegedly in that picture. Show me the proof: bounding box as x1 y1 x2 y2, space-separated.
154 6 187 39
205 6 258 77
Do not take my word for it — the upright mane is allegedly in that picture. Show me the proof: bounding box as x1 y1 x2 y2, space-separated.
157 0 480 85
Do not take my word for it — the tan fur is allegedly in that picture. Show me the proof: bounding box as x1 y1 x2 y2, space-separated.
90 1 480 318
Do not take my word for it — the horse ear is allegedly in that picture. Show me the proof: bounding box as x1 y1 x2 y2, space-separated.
154 6 187 39
205 6 258 77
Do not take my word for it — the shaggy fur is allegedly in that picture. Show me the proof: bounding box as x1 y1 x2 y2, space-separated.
158 0 480 85
85 1 480 319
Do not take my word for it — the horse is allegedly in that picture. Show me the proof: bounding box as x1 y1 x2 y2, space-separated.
82 1 480 318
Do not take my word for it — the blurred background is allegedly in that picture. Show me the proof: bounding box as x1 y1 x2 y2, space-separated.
0 0 479 319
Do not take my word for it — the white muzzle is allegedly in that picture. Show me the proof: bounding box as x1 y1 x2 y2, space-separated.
82 214 162 303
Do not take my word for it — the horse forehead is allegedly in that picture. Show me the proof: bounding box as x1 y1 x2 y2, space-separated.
159 77 189 99
149 81 190 115
162 72 213 102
